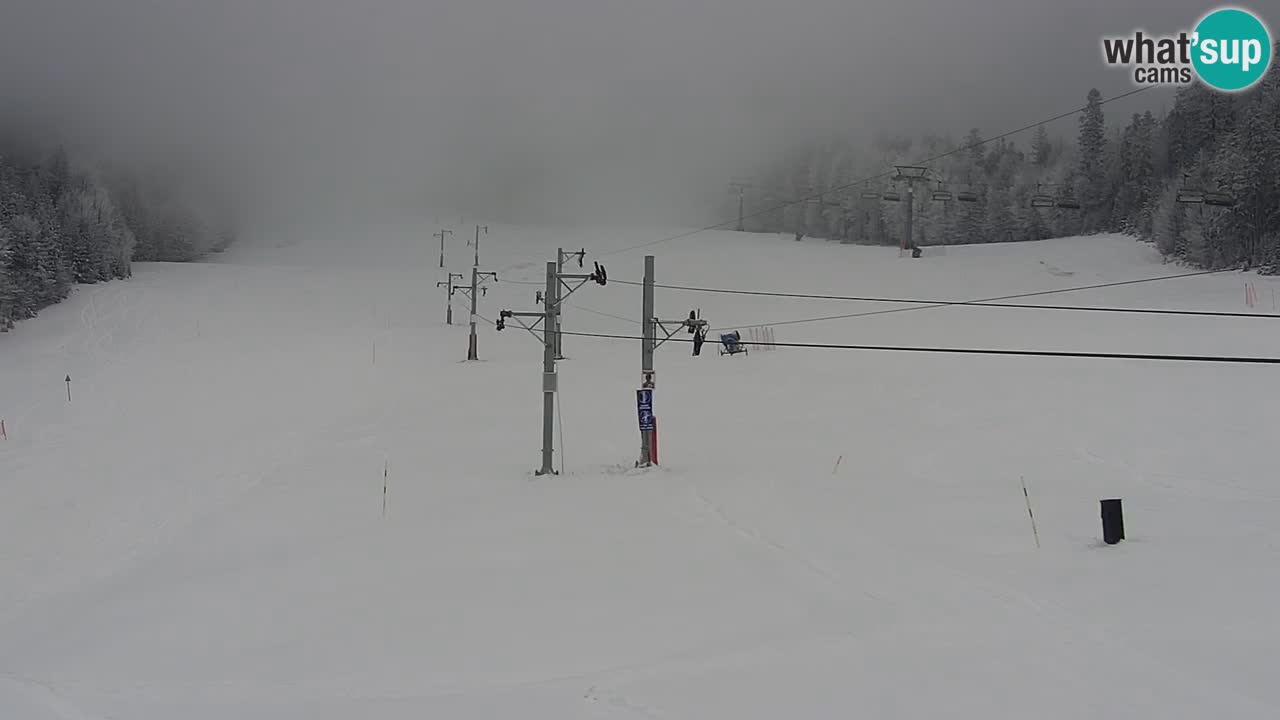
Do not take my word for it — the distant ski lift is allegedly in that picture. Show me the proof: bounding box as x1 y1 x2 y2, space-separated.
882 189 902 202
1030 182 1056 208
1029 182 1079 210
1176 174 1207 204
894 165 930 180
956 188 978 203
1175 180 1233 205
931 188 954 202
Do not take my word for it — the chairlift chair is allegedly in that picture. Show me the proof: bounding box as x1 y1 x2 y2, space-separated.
717 331 749 356
1203 192 1235 207
956 189 978 202
932 189 954 202
1029 182 1056 208
881 190 902 202
894 165 930 180
1176 173 1206 204
1055 198 1081 210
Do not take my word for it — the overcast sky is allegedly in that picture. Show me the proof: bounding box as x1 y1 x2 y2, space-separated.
0 0 1233 227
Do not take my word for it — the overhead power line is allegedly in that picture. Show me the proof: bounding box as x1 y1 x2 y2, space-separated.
706 267 1238 331
554 329 1280 366
567 304 642 325
609 268 1269 321
597 86 1155 258
598 266 1237 332
508 253 1246 336
531 266 1244 335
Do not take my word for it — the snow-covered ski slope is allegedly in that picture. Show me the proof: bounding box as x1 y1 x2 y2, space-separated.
3 218 1280 719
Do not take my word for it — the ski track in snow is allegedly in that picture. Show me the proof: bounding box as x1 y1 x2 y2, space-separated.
688 484 885 605
0 675 109 720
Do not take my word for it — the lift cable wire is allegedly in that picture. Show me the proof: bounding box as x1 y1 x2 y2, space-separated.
562 266 1244 334
593 86 1156 258
568 304 643 325
552 328 1280 366
477 277 1280 365
502 266 1248 334
603 267 1270 322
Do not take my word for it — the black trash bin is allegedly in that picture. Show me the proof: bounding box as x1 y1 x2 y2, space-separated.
1101 498 1125 545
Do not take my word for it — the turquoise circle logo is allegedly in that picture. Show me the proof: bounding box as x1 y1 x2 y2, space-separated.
1192 7 1272 91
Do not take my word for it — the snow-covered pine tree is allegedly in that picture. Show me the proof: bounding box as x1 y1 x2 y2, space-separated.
1077 88 1109 233
1150 183 1185 259
0 222 14 330
1221 59 1280 269
1032 125 1052 168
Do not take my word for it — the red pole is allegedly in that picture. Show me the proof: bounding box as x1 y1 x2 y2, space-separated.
651 418 659 465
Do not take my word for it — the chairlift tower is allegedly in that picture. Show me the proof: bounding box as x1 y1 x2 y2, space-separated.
865 171 979 248
471 225 488 268
434 228 453 269
497 258 607 476
635 255 709 468
894 165 931 256
463 268 498 359
465 225 491 360
436 272 465 325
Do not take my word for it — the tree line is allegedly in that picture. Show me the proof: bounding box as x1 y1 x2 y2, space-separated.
743 47 1279 271
0 140 234 331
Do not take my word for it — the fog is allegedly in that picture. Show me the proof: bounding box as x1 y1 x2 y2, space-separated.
1 0 1215 229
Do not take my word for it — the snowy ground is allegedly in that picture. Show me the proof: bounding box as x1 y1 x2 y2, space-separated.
2 219 1279 719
